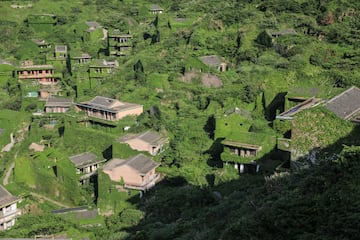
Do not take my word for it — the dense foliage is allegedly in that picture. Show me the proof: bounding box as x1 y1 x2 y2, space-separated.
0 0 360 239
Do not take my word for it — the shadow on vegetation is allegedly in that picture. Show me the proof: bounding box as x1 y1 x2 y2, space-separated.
265 92 287 121
203 115 215 140
114 124 360 240
204 137 224 168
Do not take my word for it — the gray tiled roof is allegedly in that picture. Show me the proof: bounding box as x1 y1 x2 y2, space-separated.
150 4 163 11
118 130 168 146
326 86 360 119
199 55 223 67
103 154 159 175
77 96 142 113
85 21 100 28
0 185 20 208
55 45 67 53
126 154 160 174
45 97 73 107
69 152 102 167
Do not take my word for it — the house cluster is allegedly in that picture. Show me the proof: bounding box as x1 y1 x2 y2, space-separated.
69 131 167 191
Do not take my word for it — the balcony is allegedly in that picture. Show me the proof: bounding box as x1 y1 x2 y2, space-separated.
0 209 21 225
124 174 160 191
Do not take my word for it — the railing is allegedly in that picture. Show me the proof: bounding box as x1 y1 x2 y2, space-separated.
124 174 160 191
0 209 21 224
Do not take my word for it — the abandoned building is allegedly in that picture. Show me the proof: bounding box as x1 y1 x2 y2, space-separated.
103 154 160 191
326 86 360 120
199 55 228 72
44 97 73 113
0 185 21 230
118 130 168 156
75 96 143 121
69 152 106 185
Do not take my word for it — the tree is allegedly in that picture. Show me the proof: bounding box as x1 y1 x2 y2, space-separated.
134 59 146 85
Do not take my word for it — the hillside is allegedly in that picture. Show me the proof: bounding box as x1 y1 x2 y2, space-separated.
0 0 360 239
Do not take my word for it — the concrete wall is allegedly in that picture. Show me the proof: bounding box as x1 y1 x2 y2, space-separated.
115 106 143 120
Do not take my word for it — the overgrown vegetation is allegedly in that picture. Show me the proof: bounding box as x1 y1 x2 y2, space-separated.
1 0 360 239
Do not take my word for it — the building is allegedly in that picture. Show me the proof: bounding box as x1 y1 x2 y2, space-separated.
83 21 103 42
27 14 57 31
221 140 261 174
103 154 160 190
45 97 73 113
70 53 91 65
75 96 143 121
16 63 57 85
88 59 119 79
326 86 360 120
149 4 164 14
118 130 168 155
32 39 52 50
0 185 21 230
199 55 228 72
108 29 132 56
69 152 106 185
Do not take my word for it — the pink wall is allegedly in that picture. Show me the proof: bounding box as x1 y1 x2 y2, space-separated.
125 139 152 154
104 165 142 186
115 106 143 120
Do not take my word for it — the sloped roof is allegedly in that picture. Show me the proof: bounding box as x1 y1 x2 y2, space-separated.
150 4 164 11
32 38 49 45
325 86 360 119
76 96 143 113
85 21 100 28
55 45 67 53
72 53 91 59
222 140 262 151
119 130 168 146
199 55 223 67
0 185 20 208
17 64 53 70
69 152 104 168
103 154 159 175
90 59 118 68
45 97 73 107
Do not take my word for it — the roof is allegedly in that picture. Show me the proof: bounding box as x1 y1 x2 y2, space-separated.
119 130 168 146
45 97 73 107
69 152 104 168
17 64 53 70
103 154 160 175
85 21 100 28
326 86 360 119
0 185 20 208
90 59 119 68
32 38 49 45
108 29 131 37
199 55 223 67
72 53 91 59
76 96 143 113
222 140 262 151
150 4 164 11
55 45 67 53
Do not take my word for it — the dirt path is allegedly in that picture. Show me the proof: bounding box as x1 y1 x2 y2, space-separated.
3 162 15 186
30 192 72 209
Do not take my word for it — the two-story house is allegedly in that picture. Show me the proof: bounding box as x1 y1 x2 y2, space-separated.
108 29 132 56
75 96 143 122
118 130 168 156
103 154 160 191
0 185 21 230
69 152 106 185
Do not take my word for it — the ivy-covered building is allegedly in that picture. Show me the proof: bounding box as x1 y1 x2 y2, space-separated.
108 29 132 56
